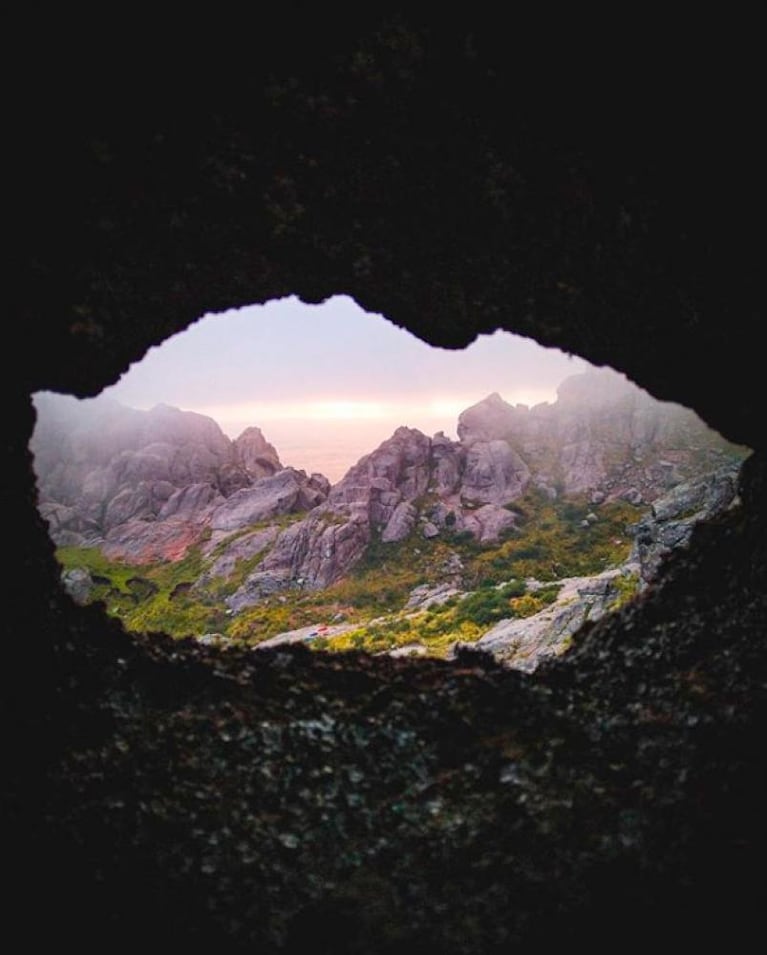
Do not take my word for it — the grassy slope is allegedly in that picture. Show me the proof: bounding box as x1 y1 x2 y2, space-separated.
56 490 642 657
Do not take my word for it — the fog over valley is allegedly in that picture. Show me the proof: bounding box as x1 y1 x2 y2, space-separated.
93 295 589 482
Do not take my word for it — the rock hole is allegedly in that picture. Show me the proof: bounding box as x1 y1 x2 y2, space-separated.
30 294 749 669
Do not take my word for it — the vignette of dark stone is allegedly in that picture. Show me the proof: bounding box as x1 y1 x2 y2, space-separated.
5 14 766 954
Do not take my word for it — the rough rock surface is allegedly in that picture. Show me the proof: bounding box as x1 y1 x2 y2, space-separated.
460 568 635 670
458 367 741 502
223 375 743 610
381 500 418 542
60 566 95 604
460 438 531 504
448 464 745 672
9 23 767 953
195 526 282 586
31 395 329 562
405 582 463 611
233 426 282 480
631 464 742 585
210 468 329 532
226 507 371 610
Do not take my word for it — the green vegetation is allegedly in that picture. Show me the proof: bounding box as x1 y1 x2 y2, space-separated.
456 490 637 587
56 544 227 638
56 489 642 655
312 579 561 658
606 571 641 612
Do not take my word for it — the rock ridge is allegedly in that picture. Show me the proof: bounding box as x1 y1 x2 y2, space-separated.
34 367 746 609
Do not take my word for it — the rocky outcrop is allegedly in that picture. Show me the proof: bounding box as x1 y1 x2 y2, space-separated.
60 566 95 604
460 439 531 504
12 33 767 954
631 464 741 585
157 482 223 522
226 428 438 605
456 568 635 671
223 424 526 609
233 426 282 480
381 501 418 542
443 463 746 671
31 394 331 564
458 367 743 503
102 517 213 564
405 582 463 611
195 526 281 587
33 370 746 606
31 395 248 545
461 504 518 543
225 508 371 610
210 469 329 532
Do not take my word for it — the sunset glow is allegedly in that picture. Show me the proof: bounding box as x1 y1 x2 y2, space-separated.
101 294 589 482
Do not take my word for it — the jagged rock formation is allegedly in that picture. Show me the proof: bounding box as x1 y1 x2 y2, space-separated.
10 26 767 952
462 568 635 670
631 464 741 586
209 468 329 532
225 507 372 610
33 369 744 611
223 369 743 609
233 426 281 480
32 395 245 547
458 367 737 503
31 393 329 563
449 462 743 671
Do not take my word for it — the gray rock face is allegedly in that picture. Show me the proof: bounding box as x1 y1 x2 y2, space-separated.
461 504 517 543
457 392 526 443
631 465 741 585
195 526 281 587
458 568 635 672
453 463 745 671
460 440 531 504
329 427 432 522
30 393 329 563
38 502 102 544
210 469 328 532
387 643 429 658
31 395 251 549
158 483 224 521
382 502 418 542
60 567 95 604
457 367 744 503
430 433 464 495
101 518 210 564
226 507 371 609
225 569 294 611
405 582 462 611
32 371 747 613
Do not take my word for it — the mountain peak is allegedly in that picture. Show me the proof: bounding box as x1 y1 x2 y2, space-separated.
457 392 518 444
234 427 282 480
555 367 638 406
392 425 428 440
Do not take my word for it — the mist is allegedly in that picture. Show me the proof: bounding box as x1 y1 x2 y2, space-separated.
40 295 591 482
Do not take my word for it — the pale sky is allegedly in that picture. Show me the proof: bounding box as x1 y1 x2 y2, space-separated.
102 295 589 482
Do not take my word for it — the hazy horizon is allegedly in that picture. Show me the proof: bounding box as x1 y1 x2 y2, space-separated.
69 295 590 482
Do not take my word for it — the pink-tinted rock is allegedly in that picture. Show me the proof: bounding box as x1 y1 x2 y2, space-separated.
234 426 282 480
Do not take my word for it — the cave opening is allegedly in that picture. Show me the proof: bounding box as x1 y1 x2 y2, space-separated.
8 17 767 949
29 294 749 671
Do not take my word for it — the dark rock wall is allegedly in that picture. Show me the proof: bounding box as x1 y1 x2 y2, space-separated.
6 16 766 954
